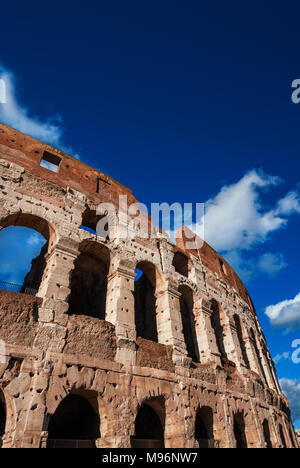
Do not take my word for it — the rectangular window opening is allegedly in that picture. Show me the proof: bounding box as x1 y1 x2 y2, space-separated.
40 152 62 173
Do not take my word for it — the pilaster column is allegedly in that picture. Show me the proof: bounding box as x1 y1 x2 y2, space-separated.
105 255 137 366
221 311 248 371
34 238 79 352
156 284 188 353
194 298 221 365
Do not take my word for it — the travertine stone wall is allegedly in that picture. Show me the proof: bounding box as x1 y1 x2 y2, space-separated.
0 124 297 448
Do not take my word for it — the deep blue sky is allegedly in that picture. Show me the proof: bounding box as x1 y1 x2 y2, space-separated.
0 1 300 425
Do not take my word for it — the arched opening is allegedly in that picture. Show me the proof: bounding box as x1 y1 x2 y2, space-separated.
262 419 272 448
81 209 109 239
233 314 250 368
0 214 54 295
210 300 227 360
68 241 110 319
250 329 267 382
279 424 287 448
178 285 199 362
134 261 159 342
172 251 189 277
195 407 214 448
132 400 165 448
233 413 247 449
0 390 6 448
47 392 100 448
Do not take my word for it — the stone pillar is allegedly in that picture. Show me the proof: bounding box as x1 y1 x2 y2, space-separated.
221 310 248 371
34 238 79 352
106 255 137 366
194 298 221 365
156 284 191 367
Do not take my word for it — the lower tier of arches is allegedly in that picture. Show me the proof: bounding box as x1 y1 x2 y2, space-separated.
0 348 296 449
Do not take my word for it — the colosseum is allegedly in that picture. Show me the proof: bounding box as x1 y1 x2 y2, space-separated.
0 122 297 449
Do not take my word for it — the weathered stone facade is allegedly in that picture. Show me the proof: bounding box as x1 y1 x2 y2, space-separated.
0 123 297 448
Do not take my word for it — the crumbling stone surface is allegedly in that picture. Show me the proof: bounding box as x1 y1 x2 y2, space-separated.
0 291 40 347
0 123 297 449
136 338 175 373
64 315 117 361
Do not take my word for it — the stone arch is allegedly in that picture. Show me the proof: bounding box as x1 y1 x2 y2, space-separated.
46 389 101 448
0 212 56 247
67 240 110 319
134 261 164 342
278 423 287 448
178 284 199 362
172 251 189 277
132 396 165 448
262 419 272 448
195 406 214 448
233 314 250 368
0 213 56 294
210 299 227 360
233 412 248 448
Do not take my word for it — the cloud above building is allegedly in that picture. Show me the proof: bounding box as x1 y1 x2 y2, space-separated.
0 63 80 158
265 292 300 332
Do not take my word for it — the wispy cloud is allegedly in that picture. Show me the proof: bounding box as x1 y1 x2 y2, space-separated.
274 352 290 364
265 292 300 332
0 63 80 158
180 170 299 282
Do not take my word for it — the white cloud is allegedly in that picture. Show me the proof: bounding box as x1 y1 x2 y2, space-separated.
274 352 290 364
265 293 300 331
0 63 80 158
26 233 45 247
280 378 300 423
200 170 286 252
276 191 300 216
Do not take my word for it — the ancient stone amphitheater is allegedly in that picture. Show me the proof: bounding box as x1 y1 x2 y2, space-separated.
0 123 296 449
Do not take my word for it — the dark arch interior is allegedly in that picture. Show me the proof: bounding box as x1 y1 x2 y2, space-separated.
233 413 247 449
68 244 110 318
234 315 250 369
179 286 199 362
81 209 109 238
47 394 100 448
262 420 272 448
0 391 6 446
132 403 164 448
173 251 189 277
195 407 214 448
210 300 227 360
279 424 287 448
134 262 158 342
